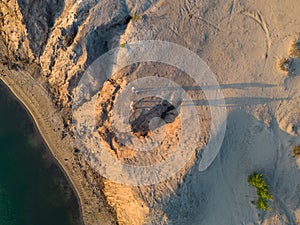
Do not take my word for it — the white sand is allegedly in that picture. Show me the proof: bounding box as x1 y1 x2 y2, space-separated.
119 0 300 224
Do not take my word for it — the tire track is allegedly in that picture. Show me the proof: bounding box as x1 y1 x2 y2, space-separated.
241 9 271 60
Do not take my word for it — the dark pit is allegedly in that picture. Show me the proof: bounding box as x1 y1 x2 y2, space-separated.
129 98 181 137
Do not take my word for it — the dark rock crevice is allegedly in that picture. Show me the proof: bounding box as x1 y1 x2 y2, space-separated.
130 100 180 137
85 14 132 66
17 0 65 57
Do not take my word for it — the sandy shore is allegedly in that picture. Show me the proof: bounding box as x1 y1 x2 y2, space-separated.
0 64 115 225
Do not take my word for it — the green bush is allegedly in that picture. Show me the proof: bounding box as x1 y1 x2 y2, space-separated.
248 173 264 188
131 13 141 22
248 172 273 211
256 198 270 211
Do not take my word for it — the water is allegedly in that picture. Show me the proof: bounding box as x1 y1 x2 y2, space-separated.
0 81 81 225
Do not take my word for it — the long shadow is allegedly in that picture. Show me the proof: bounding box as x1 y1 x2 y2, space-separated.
182 97 288 107
134 97 287 109
138 82 277 92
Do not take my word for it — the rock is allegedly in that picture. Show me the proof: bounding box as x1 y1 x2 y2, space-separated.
130 100 180 136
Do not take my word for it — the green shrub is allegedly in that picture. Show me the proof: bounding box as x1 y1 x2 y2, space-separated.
131 13 141 22
256 198 270 211
258 188 273 201
248 173 265 188
248 172 273 211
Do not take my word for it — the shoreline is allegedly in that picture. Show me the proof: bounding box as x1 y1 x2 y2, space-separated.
0 64 116 225
0 79 84 225
0 66 85 225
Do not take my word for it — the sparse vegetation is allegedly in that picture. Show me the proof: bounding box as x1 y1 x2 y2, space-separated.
278 57 292 73
294 146 300 156
248 172 273 211
278 38 300 74
131 12 141 22
290 39 300 57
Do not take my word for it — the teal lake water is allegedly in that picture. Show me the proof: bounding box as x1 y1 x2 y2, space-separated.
0 82 81 225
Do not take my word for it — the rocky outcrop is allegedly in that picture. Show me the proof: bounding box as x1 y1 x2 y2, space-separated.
130 99 180 137
0 0 34 63
17 0 65 57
